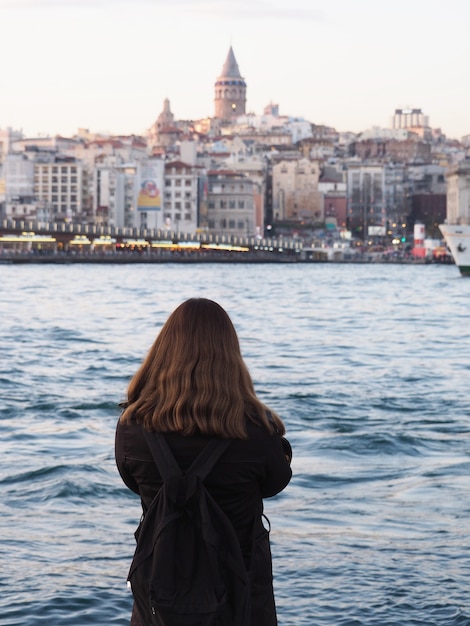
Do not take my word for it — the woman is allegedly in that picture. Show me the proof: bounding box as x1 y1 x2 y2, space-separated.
115 298 292 626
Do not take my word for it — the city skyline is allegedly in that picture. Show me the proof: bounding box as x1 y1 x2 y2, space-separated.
1 0 469 140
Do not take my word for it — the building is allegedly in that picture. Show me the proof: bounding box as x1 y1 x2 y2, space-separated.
346 164 386 237
148 99 182 149
34 157 83 223
0 127 23 162
446 160 470 226
319 166 347 228
135 159 165 230
272 158 321 222
392 108 429 130
94 163 138 228
163 161 200 233
352 136 431 163
408 193 446 238
391 108 433 141
206 170 255 236
2 154 35 219
214 47 246 121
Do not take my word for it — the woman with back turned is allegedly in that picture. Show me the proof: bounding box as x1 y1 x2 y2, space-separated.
115 298 292 626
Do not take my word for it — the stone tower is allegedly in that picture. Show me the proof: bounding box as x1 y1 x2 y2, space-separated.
148 98 177 148
214 46 246 120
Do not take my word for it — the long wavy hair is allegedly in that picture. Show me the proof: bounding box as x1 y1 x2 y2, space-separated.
120 298 285 438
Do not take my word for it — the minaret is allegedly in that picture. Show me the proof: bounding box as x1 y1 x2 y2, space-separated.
214 46 246 120
148 98 176 148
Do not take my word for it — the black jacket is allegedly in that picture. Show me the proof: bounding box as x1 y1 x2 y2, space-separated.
115 416 292 626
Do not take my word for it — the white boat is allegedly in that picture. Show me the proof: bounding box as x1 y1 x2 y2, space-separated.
439 224 470 277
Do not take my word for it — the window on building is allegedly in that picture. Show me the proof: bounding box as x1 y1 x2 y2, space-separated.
228 220 235 228
184 212 191 220
237 221 245 230
220 200 227 208
220 218 227 228
229 200 236 208
208 201 215 209
175 202 181 209
238 201 245 208
175 180 181 187
185 179 192 186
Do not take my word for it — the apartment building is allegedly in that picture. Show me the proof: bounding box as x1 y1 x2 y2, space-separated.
94 163 138 228
272 158 322 222
34 158 83 222
2 154 35 219
346 164 386 236
163 161 199 233
206 170 255 236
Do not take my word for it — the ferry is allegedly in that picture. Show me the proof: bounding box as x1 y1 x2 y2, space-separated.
439 224 470 277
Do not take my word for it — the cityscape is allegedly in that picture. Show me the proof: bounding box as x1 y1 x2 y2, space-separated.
1 46 470 263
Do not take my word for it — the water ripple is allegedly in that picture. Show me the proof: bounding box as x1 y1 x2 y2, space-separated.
1 263 469 625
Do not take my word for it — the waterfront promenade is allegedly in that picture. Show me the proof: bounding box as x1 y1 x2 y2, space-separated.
0 218 452 265
0 218 303 262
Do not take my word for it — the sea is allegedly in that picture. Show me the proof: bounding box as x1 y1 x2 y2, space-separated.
1 261 469 626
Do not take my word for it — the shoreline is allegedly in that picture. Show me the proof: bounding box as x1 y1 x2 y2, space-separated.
0 252 450 266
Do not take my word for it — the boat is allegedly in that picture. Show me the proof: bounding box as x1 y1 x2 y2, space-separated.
439 223 470 276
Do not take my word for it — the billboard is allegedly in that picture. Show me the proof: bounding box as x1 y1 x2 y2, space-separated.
137 161 164 212
368 225 386 236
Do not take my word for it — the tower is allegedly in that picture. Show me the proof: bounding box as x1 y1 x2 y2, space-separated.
214 46 246 120
148 99 178 148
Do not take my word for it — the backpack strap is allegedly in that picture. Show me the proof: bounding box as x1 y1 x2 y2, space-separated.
187 437 232 480
142 427 231 483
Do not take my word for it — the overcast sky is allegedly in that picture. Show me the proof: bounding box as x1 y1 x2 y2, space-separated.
1 0 469 140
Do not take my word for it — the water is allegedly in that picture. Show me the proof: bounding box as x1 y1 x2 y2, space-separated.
1 262 469 626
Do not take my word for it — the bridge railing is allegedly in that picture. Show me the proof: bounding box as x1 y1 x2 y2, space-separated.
1 219 304 252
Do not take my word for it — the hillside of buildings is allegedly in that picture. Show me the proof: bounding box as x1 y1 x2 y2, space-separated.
1 48 470 253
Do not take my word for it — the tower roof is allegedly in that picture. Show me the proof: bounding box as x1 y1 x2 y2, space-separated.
219 46 243 79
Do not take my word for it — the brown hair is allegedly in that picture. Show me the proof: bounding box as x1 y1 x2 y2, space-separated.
120 298 285 438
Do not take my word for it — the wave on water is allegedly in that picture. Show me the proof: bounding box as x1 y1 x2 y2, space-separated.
1 263 469 625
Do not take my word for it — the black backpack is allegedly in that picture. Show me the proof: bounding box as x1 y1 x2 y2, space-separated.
127 429 250 626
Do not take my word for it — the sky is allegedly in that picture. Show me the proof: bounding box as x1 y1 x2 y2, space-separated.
0 0 469 140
